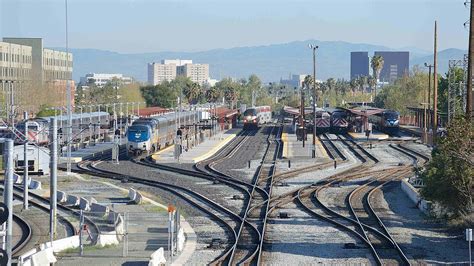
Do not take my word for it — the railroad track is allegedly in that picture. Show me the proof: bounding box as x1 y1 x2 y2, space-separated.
0 185 77 257
319 133 347 161
75 158 246 265
226 124 282 265
12 213 31 256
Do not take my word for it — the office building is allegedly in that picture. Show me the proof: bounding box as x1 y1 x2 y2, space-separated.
350 52 369 80
280 74 308 88
80 73 133 88
177 63 209 85
1 37 74 112
147 59 210 85
374 51 409 82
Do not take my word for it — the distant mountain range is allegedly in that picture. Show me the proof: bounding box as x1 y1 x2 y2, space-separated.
53 40 467 83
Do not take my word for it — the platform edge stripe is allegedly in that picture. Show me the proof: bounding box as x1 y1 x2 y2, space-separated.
192 134 237 163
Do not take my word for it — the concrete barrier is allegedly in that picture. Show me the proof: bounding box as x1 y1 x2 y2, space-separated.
57 190 67 203
28 180 41 190
148 247 166 266
115 215 125 241
107 211 121 224
79 197 90 211
30 247 56 266
91 203 109 217
90 197 97 204
18 248 37 266
96 232 119 247
128 188 136 200
177 228 185 252
13 173 23 184
401 178 431 214
66 194 80 206
128 188 143 204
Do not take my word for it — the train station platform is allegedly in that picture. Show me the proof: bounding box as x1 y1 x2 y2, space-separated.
348 131 389 140
62 139 127 163
151 128 240 164
281 125 328 159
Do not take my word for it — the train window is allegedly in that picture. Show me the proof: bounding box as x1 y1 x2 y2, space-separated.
243 109 257 116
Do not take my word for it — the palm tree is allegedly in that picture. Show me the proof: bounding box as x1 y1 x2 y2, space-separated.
371 55 384 97
184 82 202 104
224 87 238 109
349 79 358 96
326 78 336 94
367 76 377 95
303 75 314 89
357 76 367 94
205 86 221 103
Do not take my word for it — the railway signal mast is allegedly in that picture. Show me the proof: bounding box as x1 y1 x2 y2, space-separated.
309 44 318 159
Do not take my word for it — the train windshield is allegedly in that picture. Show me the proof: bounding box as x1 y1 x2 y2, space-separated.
243 109 257 116
332 112 347 118
127 125 150 142
383 112 399 120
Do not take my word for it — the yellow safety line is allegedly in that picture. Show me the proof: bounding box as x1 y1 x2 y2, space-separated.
281 133 289 158
151 144 175 161
192 134 237 163
315 135 329 158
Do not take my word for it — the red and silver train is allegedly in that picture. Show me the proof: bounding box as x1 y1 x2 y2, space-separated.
14 112 111 145
243 106 272 130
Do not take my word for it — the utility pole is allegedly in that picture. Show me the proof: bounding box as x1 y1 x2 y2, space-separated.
309 44 318 159
4 139 13 266
467 1 474 118
49 118 58 242
433 21 438 142
65 0 72 175
23 112 29 210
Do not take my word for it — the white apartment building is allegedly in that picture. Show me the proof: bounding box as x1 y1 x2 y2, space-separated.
147 59 210 85
80 73 133 88
0 42 33 83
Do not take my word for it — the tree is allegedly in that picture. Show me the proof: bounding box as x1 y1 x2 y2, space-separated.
224 86 239 109
374 66 428 114
140 84 178 108
184 82 202 104
420 116 473 216
36 104 57 117
205 86 221 103
349 79 358 96
357 76 367 94
326 78 336 94
367 76 376 95
303 75 314 89
371 55 384 96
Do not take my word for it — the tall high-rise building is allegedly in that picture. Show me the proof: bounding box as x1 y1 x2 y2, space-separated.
350 52 369 80
374 51 409 82
147 59 209 85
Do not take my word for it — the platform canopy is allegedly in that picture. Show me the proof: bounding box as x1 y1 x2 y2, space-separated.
283 106 325 116
346 107 385 117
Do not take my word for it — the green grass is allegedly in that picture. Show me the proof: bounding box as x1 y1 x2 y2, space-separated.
60 243 117 254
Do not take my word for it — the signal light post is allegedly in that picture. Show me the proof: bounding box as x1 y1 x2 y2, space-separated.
309 44 319 159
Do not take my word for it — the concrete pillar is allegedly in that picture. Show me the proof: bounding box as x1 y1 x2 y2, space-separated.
4 139 13 265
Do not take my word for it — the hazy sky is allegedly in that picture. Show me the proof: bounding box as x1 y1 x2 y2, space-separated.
0 0 469 53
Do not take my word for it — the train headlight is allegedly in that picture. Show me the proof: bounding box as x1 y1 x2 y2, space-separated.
253 119 257 123
244 119 247 123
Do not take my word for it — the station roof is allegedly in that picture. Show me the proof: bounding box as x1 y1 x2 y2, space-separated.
346 107 385 117
215 107 239 118
134 107 170 117
283 106 324 116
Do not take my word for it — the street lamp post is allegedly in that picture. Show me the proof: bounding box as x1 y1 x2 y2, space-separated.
309 44 319 159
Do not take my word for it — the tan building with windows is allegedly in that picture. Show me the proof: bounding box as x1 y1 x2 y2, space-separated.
1 37 74 116
147 62 177 85
177 63 209 85
147 59 209 85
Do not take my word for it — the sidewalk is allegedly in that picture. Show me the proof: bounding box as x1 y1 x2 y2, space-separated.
152 128 240 163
